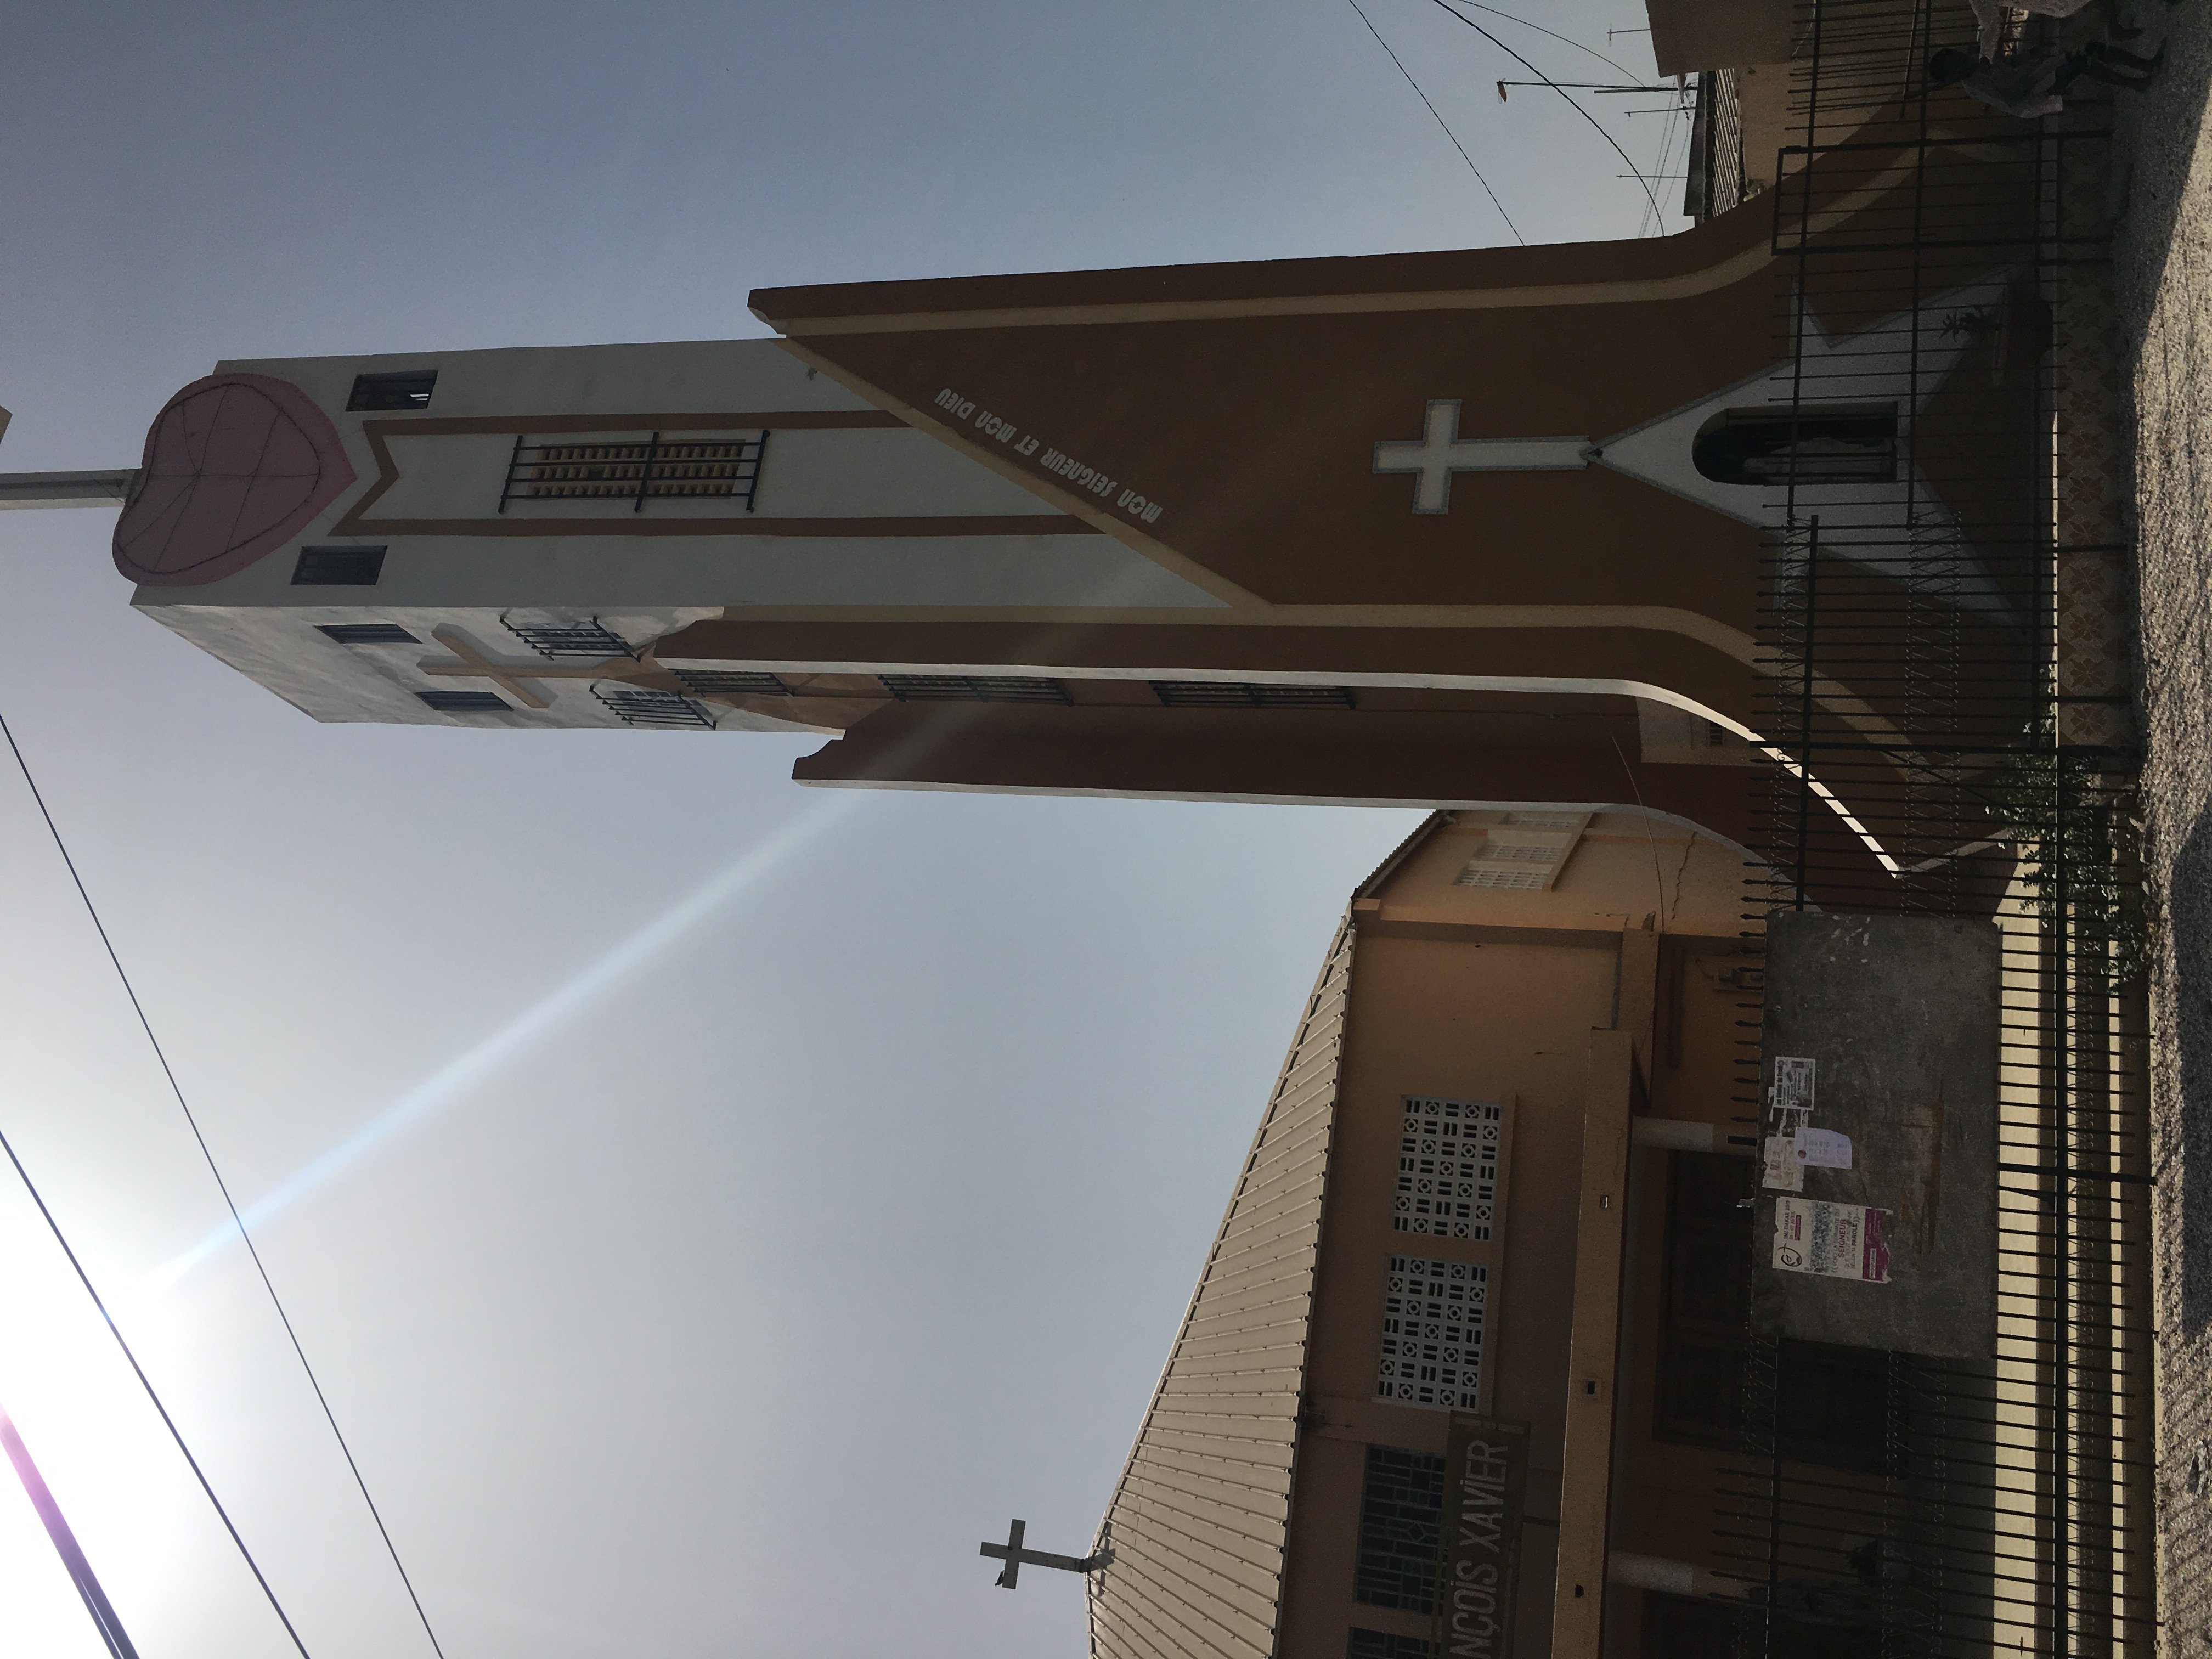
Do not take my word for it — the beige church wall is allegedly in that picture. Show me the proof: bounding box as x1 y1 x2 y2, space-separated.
1279 927 1613 1659
223 337 869 430
366 425 1072 524
1267 810 1760 1658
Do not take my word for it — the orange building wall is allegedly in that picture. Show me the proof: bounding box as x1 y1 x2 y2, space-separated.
1273 813 1759 1659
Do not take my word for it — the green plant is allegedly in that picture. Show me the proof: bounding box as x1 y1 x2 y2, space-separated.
1985 747 2147 984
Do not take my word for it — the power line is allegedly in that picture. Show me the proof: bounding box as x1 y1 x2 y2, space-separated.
1421 0 1669 227
0 1401 144 1659
1444 2 1641 78
1345 0 1525 245
0 1119 314 1658
0 706 449 1659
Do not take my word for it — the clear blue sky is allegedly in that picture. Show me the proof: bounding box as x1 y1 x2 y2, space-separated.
0 4 1677 1655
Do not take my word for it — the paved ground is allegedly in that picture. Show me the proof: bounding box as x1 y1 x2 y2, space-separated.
2114 4 2212 1643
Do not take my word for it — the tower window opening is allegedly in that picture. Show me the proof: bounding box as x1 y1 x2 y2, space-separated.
346 370 439 411
292 546 387 586
417 690 509 713
1692 404 1897 486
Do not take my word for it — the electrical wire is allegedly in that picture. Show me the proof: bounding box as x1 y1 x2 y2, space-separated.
0 707 450 1659
0 1121 313 1658
1421 0 1669 226
1442 0 1640 78
1346 0 1524 244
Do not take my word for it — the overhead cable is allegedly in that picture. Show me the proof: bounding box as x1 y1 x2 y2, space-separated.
0 1120 314 1658
0 706 448 1659
1422 0 1669 226
1345 0 1525 244
1444 0 1641 78
0 1402 144 1659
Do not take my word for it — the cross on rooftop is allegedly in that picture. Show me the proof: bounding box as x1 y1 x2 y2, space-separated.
979 1518 1112 1589
1372 398 1590 515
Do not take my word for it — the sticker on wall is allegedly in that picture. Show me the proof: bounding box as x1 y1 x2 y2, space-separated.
1771 1198 1891 1283
1792 1128 1853 1169
1762 1136 1805 1192
1770 1055 1816 1114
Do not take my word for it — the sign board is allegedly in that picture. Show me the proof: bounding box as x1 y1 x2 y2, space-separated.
1771 1197 1891 1282
1432 1415 1528 1659
1756 912 2001 1359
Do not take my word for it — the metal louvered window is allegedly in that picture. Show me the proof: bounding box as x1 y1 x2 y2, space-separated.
1454 811 1589 892
347 370 437 411
503 618 636 659
1150 681 1355 708
500 432 766 513
417 690 508 713
292 546 387 585
318 623 417 645
878 674 1071 704
672 669 791 696
1348 1632 1435 1659
591 687 715 730
1353 1446 1446 1612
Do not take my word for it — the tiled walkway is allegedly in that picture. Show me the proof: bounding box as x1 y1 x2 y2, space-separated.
2114 6 2212 1643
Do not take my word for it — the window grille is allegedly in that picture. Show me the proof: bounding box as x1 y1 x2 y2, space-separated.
878 674 1071 704
417 690 508 713
499 432 765 514
1454 811 1589 891
672 669 791 697
503 617 635 659
346 370 438 411
318 623 417 645
1395 1097 1504 1241
1352 1446 1446 1611
1348 1632 1435 1659
1375 1256 1487 1412
1149 680 1356 708
591 686 715 730
1455 868 1545 891
292 546 387 586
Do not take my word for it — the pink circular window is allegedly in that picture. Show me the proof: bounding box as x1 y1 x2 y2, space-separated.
112 373 358 587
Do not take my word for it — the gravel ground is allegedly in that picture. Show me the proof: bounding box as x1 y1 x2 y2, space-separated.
2114 4 2212 1642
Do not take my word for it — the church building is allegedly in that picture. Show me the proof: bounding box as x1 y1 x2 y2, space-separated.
89 93 2035 907
1087 806 2002 1659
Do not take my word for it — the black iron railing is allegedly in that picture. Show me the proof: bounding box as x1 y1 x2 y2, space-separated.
499 431 766 514
1709 4 2152 1654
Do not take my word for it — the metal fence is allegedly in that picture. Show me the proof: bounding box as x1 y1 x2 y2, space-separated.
1709 4 2153 1654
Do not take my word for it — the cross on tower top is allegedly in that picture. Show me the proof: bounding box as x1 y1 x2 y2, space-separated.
979 1519 1113 1589
1372 398 1590 515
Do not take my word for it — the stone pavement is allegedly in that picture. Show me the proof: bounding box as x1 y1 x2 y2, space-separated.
2114 3 2212 1645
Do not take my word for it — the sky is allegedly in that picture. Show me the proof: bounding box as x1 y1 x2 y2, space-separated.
0 4 1681 1656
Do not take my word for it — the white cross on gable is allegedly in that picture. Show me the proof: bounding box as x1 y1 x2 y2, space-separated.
1372 399 1590 514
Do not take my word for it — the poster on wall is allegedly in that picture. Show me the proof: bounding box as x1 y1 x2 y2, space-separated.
1770 1197 1892 1283
1431 1415 1529 1659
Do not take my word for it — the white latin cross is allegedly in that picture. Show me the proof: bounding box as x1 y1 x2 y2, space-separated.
1372 398 1590 515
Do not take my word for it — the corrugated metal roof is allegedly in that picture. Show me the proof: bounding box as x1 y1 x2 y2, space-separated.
1087 915 1355 1659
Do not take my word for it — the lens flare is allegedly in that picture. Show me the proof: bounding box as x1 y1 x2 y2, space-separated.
156 789 866 1288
